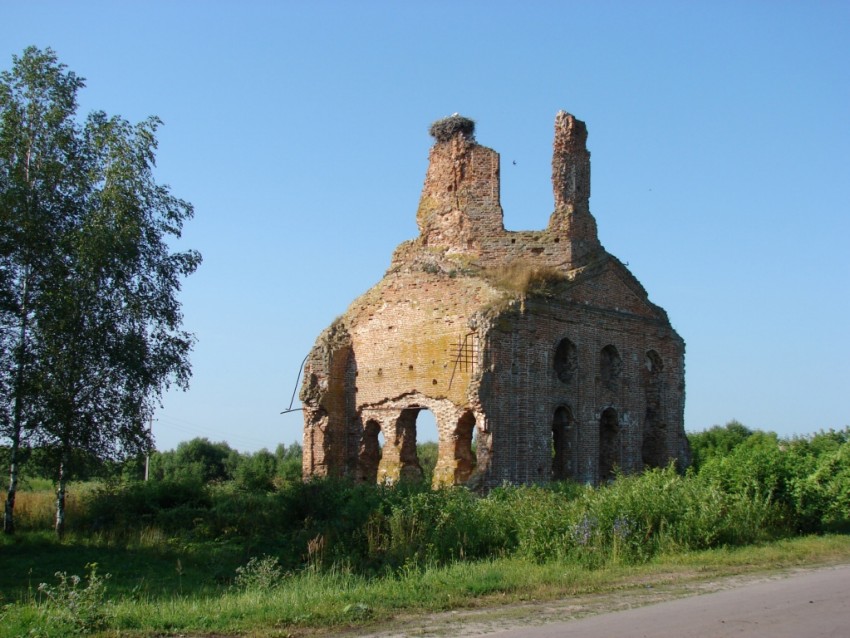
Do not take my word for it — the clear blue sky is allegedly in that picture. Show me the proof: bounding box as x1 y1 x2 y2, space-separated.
3 1 848 452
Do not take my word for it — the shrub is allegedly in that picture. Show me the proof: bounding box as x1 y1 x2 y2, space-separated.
491 485 576 562
417 442 439 485
792 441 850 532
275 442 303 483
79 479 211 536
150 438 236 483
234 449 277 492
33 563 112 636
366 488 512 569
233 554 285 590
16 426 848 579
698 431 802 530
495 467 777 567
688 420 754 471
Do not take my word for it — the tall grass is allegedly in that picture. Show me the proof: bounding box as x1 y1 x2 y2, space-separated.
5 426 848 635
3 535 849 638
478 469 773 567
10 452 843 571
10 486 91 530
11 466 781 575
483 261 568 296
3 455 849 637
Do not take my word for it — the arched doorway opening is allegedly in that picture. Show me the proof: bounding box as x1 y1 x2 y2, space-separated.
552 405 575 481
415 408 439 484
392 407 425 482
599 407 620 481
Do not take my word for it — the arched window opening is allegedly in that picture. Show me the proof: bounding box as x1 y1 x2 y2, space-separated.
552 406 574 481
357 420 383 483
454 410 477 484
600 345 622 390
645 349 663 374
599 407 620 480
642 349 666 468
554 338 578 383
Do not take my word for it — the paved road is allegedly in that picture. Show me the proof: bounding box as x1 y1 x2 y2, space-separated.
489 564 850 638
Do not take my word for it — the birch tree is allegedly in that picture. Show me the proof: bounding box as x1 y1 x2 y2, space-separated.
0 46 84 533
0 47 200 536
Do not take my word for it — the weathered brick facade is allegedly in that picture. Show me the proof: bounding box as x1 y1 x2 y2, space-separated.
301 111 688 488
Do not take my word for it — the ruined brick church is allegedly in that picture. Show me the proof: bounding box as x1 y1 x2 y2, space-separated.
300 111 688 489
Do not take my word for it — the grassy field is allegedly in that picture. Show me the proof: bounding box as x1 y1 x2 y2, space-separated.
2 428 848 636
2 532 849 637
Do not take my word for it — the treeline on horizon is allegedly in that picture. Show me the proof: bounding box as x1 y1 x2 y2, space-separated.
0 438 306 493
4 420 848 493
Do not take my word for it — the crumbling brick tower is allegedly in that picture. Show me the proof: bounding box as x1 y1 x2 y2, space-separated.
300 111 688 488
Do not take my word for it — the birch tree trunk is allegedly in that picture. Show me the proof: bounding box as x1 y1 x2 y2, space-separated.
4 274 29 535
54 446 69 539
3 450 19 535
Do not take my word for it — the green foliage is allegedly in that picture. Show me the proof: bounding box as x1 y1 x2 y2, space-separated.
275 442 303 482
693 426 850 533
8 423 849 566
699 431 789 500
6 424 849 582
150 438 237 484
82 479 211 537
32 563 112 636
416 441 438 485
233 554 285 591
11 469 772 582
485 467 771 567
234 449 277 492
687 420 754 471
2 422 850 637
150 439 304 490
789 438 850 532
367 487 510 568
